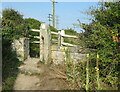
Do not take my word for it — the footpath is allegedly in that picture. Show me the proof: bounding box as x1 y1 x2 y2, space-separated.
14 58 69 90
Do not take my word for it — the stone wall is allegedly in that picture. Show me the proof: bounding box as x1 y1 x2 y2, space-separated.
51 45 87 65
12 38 29 61
51 50 66 65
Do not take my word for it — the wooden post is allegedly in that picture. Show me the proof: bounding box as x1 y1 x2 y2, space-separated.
61 30 65 45
58 31 61 47
58 30 65 47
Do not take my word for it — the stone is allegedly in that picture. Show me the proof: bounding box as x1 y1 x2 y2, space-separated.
40 23 51 64
51 50 66 65
51 46 87 65
70 53 87 62
12 38 29 61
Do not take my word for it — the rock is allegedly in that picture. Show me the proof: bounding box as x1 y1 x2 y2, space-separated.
52 51 66 65
19 58 44 75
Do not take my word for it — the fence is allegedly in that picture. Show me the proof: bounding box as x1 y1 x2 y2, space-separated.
30 23 87 65
31 25 78 47
13 23 86 64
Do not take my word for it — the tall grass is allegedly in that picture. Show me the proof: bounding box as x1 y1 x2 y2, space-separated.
64 48 118 90
86 54 89 91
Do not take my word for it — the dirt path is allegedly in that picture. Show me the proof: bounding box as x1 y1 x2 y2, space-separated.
14 58 69 90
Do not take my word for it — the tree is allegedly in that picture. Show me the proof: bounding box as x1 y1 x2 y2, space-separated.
2 8 29 40
80 1 120 89
2 8 28 90
24 18 41 57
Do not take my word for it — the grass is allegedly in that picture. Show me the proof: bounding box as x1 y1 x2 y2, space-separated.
2 74 18 90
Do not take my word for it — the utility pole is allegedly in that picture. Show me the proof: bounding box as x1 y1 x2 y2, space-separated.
48 14 52 26
51 0 57 28
56 15 59 29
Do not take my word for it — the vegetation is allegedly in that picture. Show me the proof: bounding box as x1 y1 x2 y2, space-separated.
64 28 79 45
2 9 29 40
2 8 27 90
2 39 23 90
24 18 41 57
81 2 120 89
65 1 120 90
65 48 86 90
1 8 78 90
2 1 119 91
25 18 62 57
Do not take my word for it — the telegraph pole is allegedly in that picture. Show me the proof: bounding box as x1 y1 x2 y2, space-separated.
48 14 52 26
51 0 57 28
56 15 59 29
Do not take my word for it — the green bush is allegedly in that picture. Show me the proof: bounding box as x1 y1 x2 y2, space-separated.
2 8 26 91
65 2 120 90
79 2 120 90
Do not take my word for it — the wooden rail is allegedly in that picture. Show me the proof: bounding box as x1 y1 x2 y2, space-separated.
31 29 40 32
34 36 40 39
51 31 59 35
62 42 76 47
31 28 78 47
51 30 77 47
30 29 40 44
31 41 40 43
